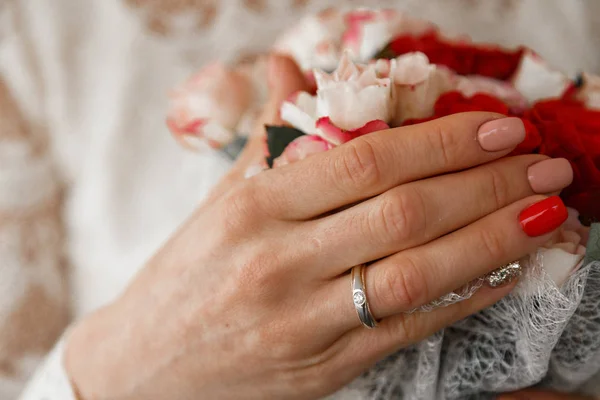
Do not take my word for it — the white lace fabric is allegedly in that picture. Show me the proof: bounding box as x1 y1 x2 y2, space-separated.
342 259 600 400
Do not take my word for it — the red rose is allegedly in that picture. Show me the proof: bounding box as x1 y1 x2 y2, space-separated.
434 91 509 115
387 32 524 80
403 91 541 155
525 99 600 222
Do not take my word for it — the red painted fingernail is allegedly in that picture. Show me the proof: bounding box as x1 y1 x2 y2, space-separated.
519 196 568 237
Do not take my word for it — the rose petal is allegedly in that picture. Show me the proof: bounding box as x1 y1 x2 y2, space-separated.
390 52 455 123
273 135 333 167
315 117 389 145
456 75 528 113
539 247 584 286
352 119 390 136
387 32 524 80
167 118 234 151
273 8 345 71
280 91 318 134
315 54 392 130
512 51 571 103
342 9 436 62
167 62 254 149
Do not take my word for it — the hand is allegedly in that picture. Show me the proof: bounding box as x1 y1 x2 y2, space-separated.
64 56 575 400
499 389 595 400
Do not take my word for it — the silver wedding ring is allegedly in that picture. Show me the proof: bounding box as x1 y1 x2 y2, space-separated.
351 264 378 329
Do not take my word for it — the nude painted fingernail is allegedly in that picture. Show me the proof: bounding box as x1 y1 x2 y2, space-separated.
477 117 526 151
527 158 573 193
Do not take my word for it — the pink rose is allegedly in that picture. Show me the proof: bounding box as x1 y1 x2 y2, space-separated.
167 62 254 150
276 55 392 165
341 8 435 63
388 53 455 123
314 53 392 132
280 55 393 147
274 8 437 74
456 75 528 113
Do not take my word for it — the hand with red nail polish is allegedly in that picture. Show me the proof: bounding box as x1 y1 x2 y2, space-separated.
64 107 576 399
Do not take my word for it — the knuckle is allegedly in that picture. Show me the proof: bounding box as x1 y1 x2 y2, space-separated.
477 227 507 261
427 121 459 168
220 183 261 232
378 188 425 244
234 246 283 302
485 166 511 209
378 255 428 312
391 313 424 343
335 139 382 191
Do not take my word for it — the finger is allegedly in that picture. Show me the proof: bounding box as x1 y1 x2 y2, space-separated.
228 54 308 179
253 113 526 220
309 156 572 277
328 195 567 330
260 53 309 126
328 281 516 385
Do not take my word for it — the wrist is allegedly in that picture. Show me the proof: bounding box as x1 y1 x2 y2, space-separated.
64 305 132 400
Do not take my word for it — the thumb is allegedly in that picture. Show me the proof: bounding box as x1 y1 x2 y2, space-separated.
226 54 308 181
260 53 310 126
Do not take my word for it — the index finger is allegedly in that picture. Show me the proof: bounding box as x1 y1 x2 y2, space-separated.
252 113 526 220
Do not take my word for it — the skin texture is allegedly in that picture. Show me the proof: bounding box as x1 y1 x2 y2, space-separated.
64 55 580 400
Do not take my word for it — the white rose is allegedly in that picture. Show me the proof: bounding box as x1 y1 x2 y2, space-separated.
511 50 571 103
314 53 392 132
389 52 455 124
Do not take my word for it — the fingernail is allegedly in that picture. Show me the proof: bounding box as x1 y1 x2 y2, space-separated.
519 196 568 237
527 158 573 193
486 261 522 288
477 117 526 151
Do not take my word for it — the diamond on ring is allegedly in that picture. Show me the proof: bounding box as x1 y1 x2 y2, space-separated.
351 265 379 328
353 290 366 306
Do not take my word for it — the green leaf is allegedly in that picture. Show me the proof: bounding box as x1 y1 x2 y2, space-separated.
265 125 306 167
372 43 397 60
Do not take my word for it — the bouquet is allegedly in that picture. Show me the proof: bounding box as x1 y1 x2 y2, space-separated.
167 8 600 399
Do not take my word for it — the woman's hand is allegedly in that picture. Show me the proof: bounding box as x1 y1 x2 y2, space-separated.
64 55 575 400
